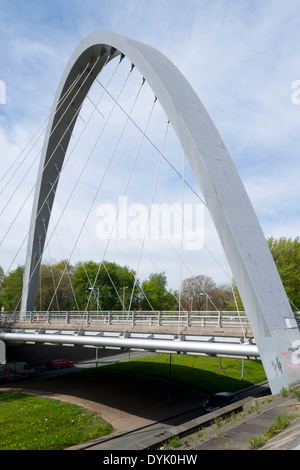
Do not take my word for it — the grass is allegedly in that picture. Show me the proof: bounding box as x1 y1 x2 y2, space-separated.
0 392 113 450
101 354 267 394
280 385 300 401
293 388 300 401
249 412 295 449
0 354 267 450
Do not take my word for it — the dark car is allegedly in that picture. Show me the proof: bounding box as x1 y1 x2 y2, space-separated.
203 392 237 412
46 359 74 370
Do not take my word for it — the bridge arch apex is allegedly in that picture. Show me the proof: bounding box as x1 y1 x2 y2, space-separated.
21 31 300 394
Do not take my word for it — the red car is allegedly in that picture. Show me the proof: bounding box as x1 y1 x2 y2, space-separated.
46 359 74 370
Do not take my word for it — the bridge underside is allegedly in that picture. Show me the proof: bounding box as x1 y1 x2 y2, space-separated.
0 326 259 360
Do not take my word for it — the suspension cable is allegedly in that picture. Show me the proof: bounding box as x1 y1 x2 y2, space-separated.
0 64 85 189
95 76 207 207
0 59 94 213
84 85 224 314
46 65 140 314
85 88 234 313
4 55 119 283
88 84 234 288
0 56 103 249
82 76 150 318
126 116 168 322
11 57 122 313
178 151 185 334
8 58 240 322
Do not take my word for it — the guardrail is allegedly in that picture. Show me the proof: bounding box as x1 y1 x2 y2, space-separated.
1 310 299 329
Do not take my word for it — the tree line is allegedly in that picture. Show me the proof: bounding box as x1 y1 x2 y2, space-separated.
0 260 233 313
0 237 299 312
0 260 177 312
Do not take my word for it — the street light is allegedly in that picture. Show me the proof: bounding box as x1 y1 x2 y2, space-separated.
123 286 128 314
200 292 208 312
88 286 100 366
89 287 100 319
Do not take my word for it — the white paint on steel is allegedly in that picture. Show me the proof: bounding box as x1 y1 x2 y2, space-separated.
0 340 6 364
0 331 259 359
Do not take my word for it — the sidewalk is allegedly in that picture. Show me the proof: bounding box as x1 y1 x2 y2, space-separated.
135 391 300 451
193 398 300 450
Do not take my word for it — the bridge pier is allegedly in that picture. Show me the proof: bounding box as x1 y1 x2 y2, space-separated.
0 340 6 364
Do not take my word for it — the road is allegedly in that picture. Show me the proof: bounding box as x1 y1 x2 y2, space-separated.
84 406 208 450
81 382 270 451
0 350 155 384
31 350 156 380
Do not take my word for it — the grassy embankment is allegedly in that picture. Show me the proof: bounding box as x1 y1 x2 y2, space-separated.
103 353 267 394
0 354 266 449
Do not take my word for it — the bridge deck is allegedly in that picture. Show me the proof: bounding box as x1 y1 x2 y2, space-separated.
5 321 254 339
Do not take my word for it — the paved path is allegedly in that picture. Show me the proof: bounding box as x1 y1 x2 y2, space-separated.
166 393 300 451
79 388 300 451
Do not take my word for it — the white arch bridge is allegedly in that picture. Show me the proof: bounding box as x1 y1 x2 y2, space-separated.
1 32 300 394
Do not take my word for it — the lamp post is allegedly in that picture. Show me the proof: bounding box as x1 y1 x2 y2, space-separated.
88 286 100 366
89 287 100 319
123 286 128 314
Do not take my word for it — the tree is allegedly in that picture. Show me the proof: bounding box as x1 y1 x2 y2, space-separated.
73 260 139 311
226 237 300 312
267 236 300 310
0 265 24 311
180 274 232 311
141 272 177 310
34 260 75 311
224 282 244 311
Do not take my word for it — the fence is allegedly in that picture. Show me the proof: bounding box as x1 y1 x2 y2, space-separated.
1 310 299 330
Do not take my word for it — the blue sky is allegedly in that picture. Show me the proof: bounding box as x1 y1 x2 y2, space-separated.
0 0 300 290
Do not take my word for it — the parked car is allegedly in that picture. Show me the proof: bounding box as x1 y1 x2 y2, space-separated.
46 359 74 370
0 362 35 382
203 392 237 412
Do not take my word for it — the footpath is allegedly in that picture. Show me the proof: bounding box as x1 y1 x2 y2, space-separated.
72 385 300 451
134 388 300 451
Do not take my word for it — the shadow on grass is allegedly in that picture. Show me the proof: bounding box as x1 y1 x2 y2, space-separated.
0 391 30 403
7 362 262 421
1 356 266 424
97 360 261 394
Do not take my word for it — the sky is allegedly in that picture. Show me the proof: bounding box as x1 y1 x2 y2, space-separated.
0 0 300 294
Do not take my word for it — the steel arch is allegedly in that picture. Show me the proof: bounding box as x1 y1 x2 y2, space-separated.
21 31 300 394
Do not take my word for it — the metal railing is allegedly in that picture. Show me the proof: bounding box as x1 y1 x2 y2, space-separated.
1 310 299 330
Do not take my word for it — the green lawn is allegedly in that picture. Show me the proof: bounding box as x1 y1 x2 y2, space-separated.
0 392 112 450
102 354 267 394
0 354 267 450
